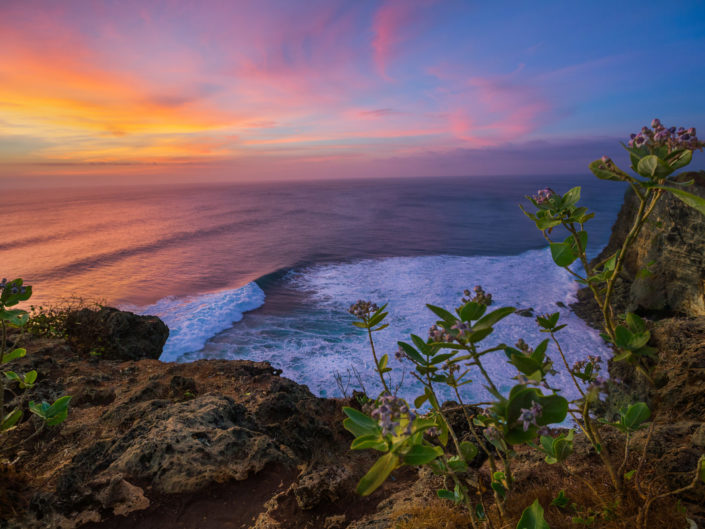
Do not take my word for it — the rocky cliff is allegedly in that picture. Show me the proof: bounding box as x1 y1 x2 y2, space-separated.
591 171 705 318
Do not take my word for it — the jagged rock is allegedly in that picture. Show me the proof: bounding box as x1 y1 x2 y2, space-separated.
292 466 354 510
92 475 150 517
64 307 168 360
592 171 705 318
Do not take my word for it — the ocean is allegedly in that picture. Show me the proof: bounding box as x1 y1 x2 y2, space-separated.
3 174 626 403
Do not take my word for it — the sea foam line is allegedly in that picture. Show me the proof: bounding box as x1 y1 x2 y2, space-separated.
134 281 265 361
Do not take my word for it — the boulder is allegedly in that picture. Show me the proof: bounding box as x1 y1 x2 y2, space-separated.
64 307 169 360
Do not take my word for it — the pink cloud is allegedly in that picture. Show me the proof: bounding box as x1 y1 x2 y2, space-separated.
428 65 554 146
371 0 434 80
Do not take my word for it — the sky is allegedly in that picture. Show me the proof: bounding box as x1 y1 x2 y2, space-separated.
1 0 705 186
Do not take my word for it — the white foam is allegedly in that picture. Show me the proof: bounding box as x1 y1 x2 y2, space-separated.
135 282 265 360
183 249 611 405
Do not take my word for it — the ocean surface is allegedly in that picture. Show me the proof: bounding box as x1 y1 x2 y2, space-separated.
3 175 627 403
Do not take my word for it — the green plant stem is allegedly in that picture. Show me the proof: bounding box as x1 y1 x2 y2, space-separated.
467 344 500 396
441 457 481 529
452 386 499 475
550 331 585 399
634 419 657 500
366 325 391 395
617 432 631 482
565 222 606 309
601 189 662 341
582 397 621 493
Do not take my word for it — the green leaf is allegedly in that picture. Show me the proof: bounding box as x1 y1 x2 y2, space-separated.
0 408 22 431
368 310 388 328
561 187 581 208
510 354 543 377
24 370 37 385
343 407 379 430
614 326 634 349
654 186 705 217
378 354 389 371
356 452 399 496
569 231 588 254
0 309 29 326
459 440 478 462
626 313 646 334
403 444 443 465
537 395 569 425
589 159 627 181
665 148 692 171
437 489 456 501
536 216 562 230
550 242 577 267
551 490 570 509
351 434 387 451
426 304 457 324
516 499 550 529
398 342 426 365
459 301 486 322
467 327 494 343
612 350 632 362
414 394 428 408
411 334 430 353
637 155 673 179
621 402 650 431
4 371 20 382
552 431 574 462
474 306 516 330
1 348 26 364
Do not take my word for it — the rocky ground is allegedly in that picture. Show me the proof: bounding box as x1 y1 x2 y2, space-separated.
2 174 704 529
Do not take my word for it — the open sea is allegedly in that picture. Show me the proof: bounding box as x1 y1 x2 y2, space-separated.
2 175 627 403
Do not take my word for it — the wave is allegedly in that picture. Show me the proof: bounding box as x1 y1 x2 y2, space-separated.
141 249 611 404
136 282 266 360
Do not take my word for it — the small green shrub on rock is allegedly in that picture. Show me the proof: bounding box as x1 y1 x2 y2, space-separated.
1 278 71 438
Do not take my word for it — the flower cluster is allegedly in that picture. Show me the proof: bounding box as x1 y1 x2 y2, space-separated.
627 118 704 152
461 285 493 306
518 401 543 431
369 394 415 436
572 354 602 374
515 338 534 356
0 278 28 296
532 188 556 205
348 300 379 319
428 324 453 343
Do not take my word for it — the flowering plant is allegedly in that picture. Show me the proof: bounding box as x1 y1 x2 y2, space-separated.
343 120 705 528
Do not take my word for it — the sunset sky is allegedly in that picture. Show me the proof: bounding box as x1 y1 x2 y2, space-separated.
2 0 705 186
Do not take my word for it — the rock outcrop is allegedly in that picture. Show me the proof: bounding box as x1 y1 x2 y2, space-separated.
64 307 169 360
0 334 397 529
592 171 705 318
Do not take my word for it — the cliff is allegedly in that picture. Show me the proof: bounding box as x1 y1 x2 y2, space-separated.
575 171 705 322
